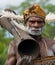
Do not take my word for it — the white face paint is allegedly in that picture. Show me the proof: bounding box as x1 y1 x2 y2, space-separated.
25 26 43 36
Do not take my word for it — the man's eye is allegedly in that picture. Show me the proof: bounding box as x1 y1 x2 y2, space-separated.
37 20 43 23
29 21 35 23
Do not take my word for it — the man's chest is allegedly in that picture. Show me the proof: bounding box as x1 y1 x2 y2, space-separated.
38 39 55 58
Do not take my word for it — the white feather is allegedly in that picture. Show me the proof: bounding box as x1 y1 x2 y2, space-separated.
12 20 26 31
45 12 55 23
54 37 55 40
0 10 25 31
0 10 23 20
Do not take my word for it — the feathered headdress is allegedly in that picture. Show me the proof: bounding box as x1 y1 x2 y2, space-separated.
0 8 55 24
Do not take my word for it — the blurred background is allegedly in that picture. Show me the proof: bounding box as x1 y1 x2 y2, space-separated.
0 0 55 65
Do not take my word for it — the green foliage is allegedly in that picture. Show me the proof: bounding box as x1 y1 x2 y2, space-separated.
0 42 8 65
17 0 37 14
38 0 50 6
42 23 55 39
44 4 55 13
0 27 13 65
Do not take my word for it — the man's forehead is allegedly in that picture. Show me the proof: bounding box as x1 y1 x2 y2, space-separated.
28 16 43 21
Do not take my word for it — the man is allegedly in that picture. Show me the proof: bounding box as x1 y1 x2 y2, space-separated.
3 5 55 65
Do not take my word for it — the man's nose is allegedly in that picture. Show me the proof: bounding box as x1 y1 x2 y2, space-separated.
33 22 39 27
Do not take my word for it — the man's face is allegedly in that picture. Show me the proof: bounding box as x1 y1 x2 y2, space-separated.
25 16 45 36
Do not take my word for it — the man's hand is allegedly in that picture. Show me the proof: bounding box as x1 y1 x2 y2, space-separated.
18 55 34 65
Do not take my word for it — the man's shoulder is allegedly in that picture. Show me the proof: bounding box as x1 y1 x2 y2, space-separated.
43 37 55 45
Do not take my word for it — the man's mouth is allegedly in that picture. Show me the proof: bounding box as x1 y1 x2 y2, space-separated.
32 29 39 32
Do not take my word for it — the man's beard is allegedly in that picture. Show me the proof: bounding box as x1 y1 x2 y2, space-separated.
25 26 43 36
